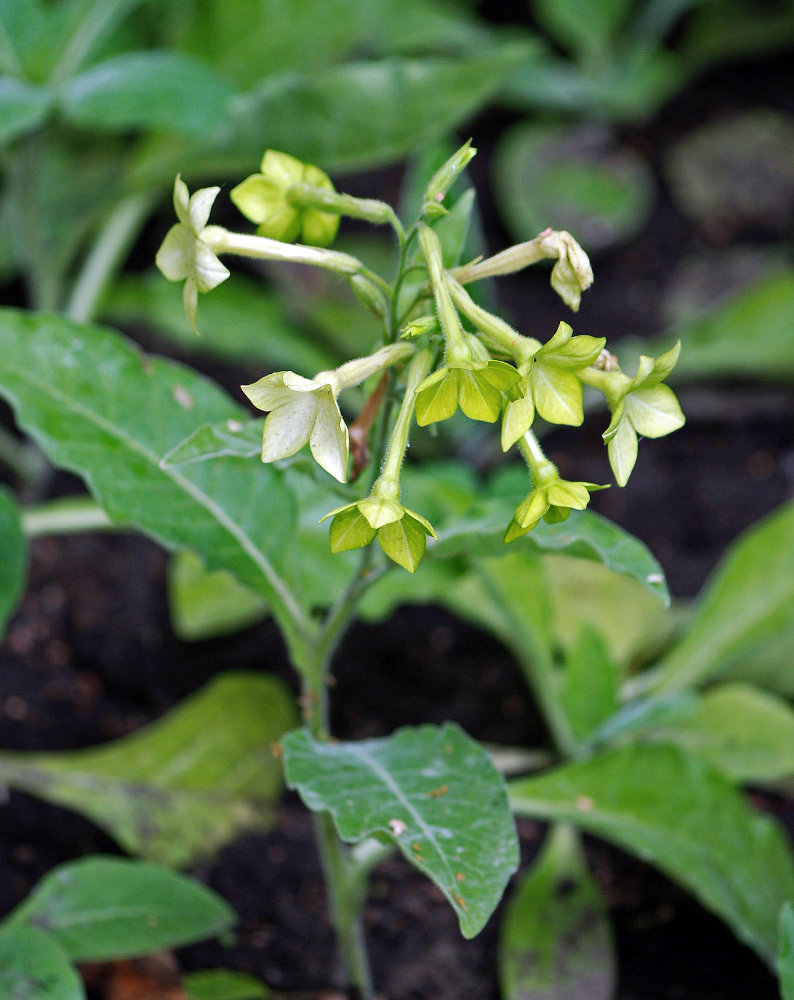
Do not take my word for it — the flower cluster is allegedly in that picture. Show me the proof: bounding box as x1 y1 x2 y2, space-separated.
155 145 685 573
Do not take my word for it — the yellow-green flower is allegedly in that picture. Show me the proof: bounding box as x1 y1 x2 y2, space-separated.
505 472 605 543
415 358 522 426
603 342 685 486
155 175 230 333
321 495 436 573
501 322 605 448
242 370 348 482
231 149 339 246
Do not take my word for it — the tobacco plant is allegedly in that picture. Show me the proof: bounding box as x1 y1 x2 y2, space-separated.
0 140 792 999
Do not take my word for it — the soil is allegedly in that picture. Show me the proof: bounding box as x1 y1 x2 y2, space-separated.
1 40 793 1000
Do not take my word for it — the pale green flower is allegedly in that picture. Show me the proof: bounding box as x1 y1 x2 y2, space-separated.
321 495 436 573
155 175 230 333
415 358 522 426
501 322 605 448
242 370 348 482
603 342 685 486
231 149 339 246
505 473 605 543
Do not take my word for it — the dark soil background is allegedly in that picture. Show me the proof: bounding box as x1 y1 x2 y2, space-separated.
1 38 793 1000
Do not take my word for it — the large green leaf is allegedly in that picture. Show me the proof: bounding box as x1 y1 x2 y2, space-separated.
128 48 529 188
5 857 234 962
781 903 794 1000
283 723 519 938
103 272 336 374
0 487 26 639
0 310 296 606
493 122 654 252
61 52 236 134
0 926 84 1000
639 683 794 784
0 77 51 143
499 825 616 1000
0 674 294 866
558 628 620 743
510 744 794 964
431 498 669 604
532 0 633 57
646 503 794 694
651 272 794 382
168 550 268 641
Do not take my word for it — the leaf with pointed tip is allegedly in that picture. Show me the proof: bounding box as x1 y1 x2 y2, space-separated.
168 550 268 641
646 502 794 694
0 77 51 144
0 486 26 639
0 926 84 1000
0 674 295 866
283 723 519 938
499 825 616 1000
162 419 263 467
639 683 794 784
510 744 794 965
5 857 234 962
61 52 236 134
0 310 296 606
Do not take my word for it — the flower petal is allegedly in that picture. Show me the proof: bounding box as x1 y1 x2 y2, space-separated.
403 508 436 539
358 496 404 529
193 241 230 293
515 489 549 528
415 368 461 425
458 369 502 422
173 174 190 226
547 481 591 510
607 416 638 487
626 385 686 438
310 392 349 482
188 185 221 233
241 372 297 411
261 397 316 462
155 224 194 281
501 393 535 450
531 364 584 425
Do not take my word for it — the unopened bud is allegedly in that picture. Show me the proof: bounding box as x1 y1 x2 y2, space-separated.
421 140 477 220
401 315 439 340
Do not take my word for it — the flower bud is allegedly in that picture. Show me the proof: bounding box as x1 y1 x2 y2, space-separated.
421 140 477 219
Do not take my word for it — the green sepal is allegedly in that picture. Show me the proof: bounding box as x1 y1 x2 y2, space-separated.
328 505 376 553
377 514 429 573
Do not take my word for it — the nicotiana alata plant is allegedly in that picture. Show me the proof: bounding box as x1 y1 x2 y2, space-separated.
151 142 683 994
1 137 794 998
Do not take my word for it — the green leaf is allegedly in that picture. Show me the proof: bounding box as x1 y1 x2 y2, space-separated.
780 903 794 1000
162 419 263 467
168 550 268 641
646 272 794 383
431 498 670 604
0 673 295 866
646 503 794 694
493 122 655 252
0 310 296 606
639 683 794 784
5 857 234 962
283 723 519 938
0 926 84 1000
510 744 794 965
0 487 26 639
499 825 616 1000
129 48 530 188
0 77 51 143
543 554 673 668
183 970 270 1000
103 272 336 374
61 52 236 134
559 629 620 743
532 0 633 57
